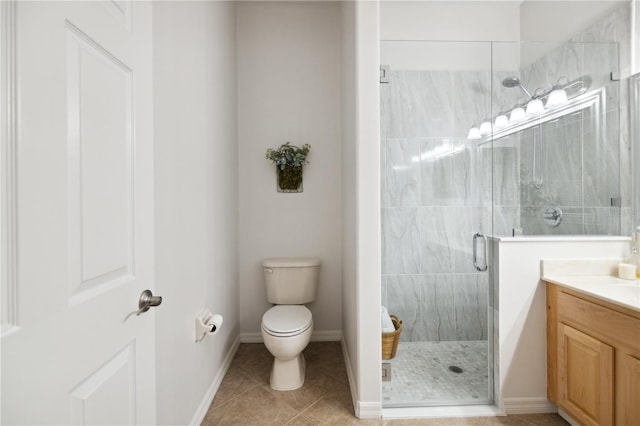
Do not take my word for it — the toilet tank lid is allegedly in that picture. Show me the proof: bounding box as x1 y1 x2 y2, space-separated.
262 258 321 268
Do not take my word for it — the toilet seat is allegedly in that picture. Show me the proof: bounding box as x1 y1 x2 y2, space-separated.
262 305 312 337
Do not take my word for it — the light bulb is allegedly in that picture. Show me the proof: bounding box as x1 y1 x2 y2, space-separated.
509 107 525 123
546 88 568 107
479 120 492 136
467 126 481 140
526 98 544 116
494 114 509 130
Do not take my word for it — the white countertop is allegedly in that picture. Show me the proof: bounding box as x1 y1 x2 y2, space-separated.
541 258 640 313
543 275 640 313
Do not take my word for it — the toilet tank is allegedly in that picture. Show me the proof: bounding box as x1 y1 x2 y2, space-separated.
262 258 321 304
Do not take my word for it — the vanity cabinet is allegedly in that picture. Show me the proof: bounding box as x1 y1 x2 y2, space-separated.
547 283 640 426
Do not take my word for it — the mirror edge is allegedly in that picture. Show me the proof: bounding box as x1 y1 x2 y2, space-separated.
631 72 640 233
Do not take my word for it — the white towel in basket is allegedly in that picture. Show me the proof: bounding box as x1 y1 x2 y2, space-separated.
381 306 395 333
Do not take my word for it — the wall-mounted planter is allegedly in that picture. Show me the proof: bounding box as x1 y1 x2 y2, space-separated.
265 142 310 194
277 166 303 193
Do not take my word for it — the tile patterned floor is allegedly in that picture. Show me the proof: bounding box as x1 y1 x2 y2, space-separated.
382 341 489 406
203 342 568 426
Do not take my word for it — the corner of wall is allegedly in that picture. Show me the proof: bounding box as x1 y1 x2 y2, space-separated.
354 0 382 414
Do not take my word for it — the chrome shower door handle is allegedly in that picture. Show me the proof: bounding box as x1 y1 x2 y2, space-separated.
473 232 488 272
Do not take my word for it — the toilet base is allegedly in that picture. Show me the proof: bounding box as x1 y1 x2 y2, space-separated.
270 353 306 391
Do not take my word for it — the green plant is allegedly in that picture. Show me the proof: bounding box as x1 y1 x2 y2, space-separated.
265 142 311 170
265 142 311 191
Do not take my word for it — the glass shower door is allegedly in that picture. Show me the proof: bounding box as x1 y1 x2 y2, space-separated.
380 40 494 407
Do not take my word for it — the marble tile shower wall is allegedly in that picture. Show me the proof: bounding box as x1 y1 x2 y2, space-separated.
519 2 630 235
380 70 496 342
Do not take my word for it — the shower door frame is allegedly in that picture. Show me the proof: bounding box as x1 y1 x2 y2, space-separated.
379 39 496 409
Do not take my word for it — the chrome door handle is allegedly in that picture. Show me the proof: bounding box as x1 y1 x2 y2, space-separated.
124 290 162 321
138 289 162 314
473 232 488 272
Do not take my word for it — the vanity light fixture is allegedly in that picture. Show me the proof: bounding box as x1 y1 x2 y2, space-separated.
509 106 526 123
467 75 591 141
545 77 570 107
494 113 509 130
546 89 568 107
467 126 481 140
526 98 545 116
479 120 492 136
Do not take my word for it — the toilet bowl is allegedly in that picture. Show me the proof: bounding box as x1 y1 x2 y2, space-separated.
261 305 313 390
261 258 320 391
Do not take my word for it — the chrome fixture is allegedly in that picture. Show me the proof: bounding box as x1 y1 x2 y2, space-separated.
124 289 163 320
501 76 532 98
502 76 544 116
543 207 563 227
380 65 390 84
472 232 488 272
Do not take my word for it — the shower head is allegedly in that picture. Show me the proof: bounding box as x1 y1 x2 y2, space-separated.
501 76 533 99
501 76 522 88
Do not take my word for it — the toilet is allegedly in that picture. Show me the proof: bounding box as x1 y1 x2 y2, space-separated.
261 257 320 391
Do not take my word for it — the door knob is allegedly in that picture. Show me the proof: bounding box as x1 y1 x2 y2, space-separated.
124 290 162 321
138 289 162 314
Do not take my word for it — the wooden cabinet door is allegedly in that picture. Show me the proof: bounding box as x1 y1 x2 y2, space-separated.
558 323 614 426
618 353 640 426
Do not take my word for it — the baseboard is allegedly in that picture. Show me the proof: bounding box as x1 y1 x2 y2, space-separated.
240 330 342 343
310 330 342 341
341 339 359 416
357 401 382 419
239 332 263 343
189 335 240 426
502 397 557 414
340 339 381 419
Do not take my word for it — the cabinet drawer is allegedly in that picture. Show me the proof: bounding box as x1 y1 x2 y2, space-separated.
557 291 640 353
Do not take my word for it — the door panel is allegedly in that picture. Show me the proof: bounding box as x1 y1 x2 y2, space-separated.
558 323 614 426
69 343 136 425
1 1 155 424
67 21 135 303
618 352 640 426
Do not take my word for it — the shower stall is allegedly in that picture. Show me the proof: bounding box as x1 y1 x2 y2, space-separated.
380 40 620 407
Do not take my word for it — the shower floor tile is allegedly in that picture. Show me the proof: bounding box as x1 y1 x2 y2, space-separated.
382 340 489 407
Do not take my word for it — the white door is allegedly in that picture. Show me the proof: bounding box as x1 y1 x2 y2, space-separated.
1 1 156 424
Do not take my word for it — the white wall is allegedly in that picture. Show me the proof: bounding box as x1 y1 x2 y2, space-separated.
237 2 343 340
496 237 629 414
520 0 627 42
354 1 383 418
380 1 521 42
519 0 628 66
379 1 521 76
153 2 239 425
340 0 359 412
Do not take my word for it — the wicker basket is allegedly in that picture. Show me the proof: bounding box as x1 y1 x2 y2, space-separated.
381 314 402 360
